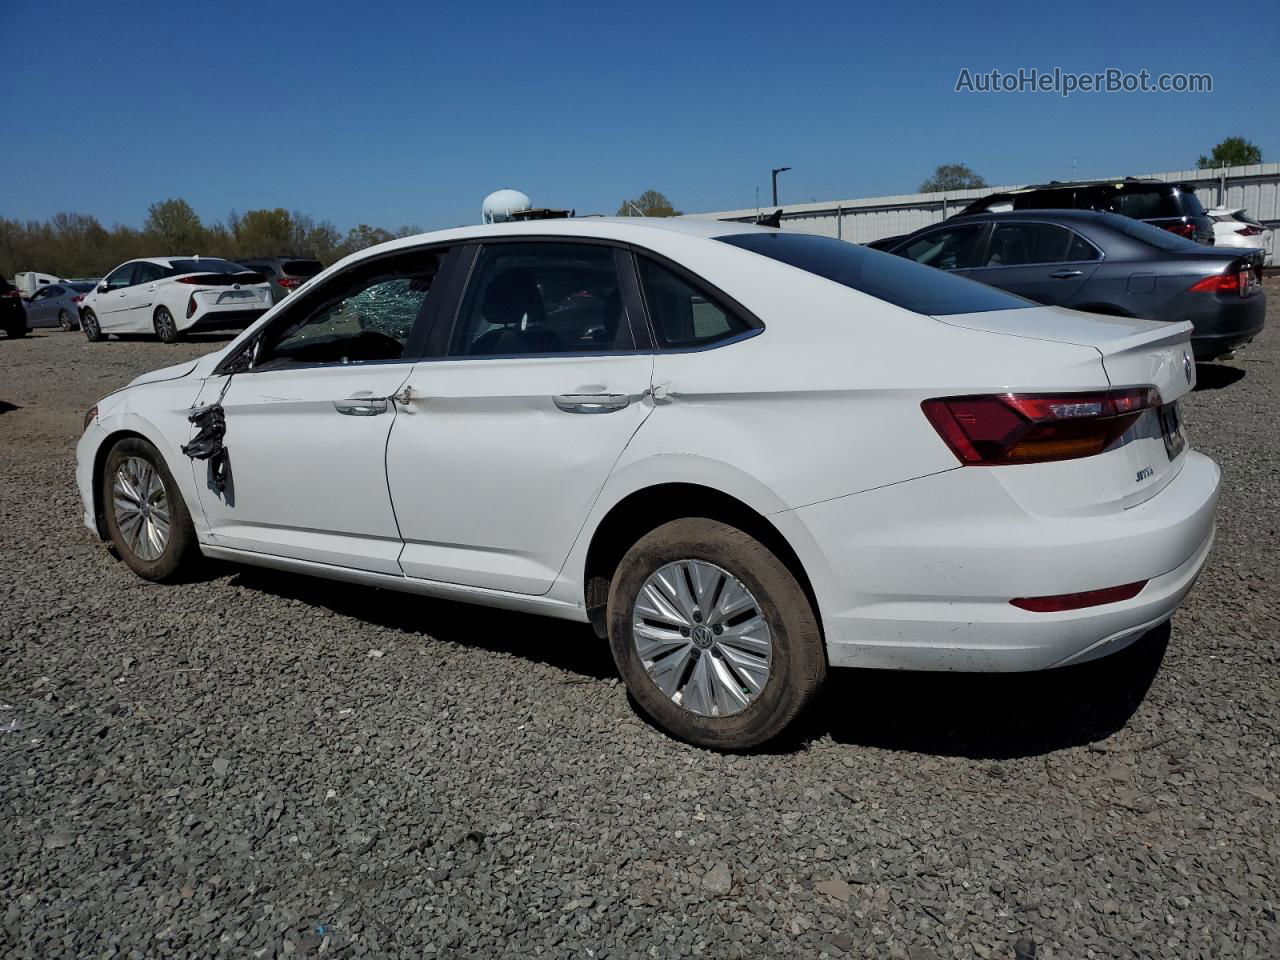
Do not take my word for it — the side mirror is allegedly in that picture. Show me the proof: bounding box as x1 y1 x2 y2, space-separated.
97 282 108 293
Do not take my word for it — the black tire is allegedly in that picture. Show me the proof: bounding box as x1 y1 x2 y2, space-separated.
607 518 826 749
153 306 180 343
101 437 199 582
82 309 103 342
58 308 78 331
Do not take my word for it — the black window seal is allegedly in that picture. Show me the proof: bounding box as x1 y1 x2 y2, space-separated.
213 241 458 377
430 237 651 362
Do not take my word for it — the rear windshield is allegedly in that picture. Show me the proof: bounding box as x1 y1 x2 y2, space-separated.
1106 214 1204 252
717 233 1029 315
283 259 323 277
1105 186 1186 220
166 258 251 275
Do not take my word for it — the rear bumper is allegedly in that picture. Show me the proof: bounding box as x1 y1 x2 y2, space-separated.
1181 292 1266 359
794 450 1220 672
182 308 268 332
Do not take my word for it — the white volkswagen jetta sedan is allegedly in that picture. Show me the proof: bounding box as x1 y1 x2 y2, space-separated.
80 257 273 343
75 218 1219 748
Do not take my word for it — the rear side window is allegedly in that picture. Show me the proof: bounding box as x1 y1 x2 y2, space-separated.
637 257 750 348
718 232 1029 316
453 242 634 357
283 259 323 277
985 223 1075 266
1067 233 1101 261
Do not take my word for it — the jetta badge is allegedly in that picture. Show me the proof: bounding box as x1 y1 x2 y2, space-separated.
1183 350 1193 385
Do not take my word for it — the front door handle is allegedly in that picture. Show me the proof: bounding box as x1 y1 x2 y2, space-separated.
333 396 388 416
1049 270 1083 279
553 393 631 414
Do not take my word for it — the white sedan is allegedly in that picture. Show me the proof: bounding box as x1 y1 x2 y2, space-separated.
80 257 273 343
1207 207 1273 265
75 218 1219 748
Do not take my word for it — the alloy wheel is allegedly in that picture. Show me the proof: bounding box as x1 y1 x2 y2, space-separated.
631 559 772 717
155 308 176 341
112 456 170 561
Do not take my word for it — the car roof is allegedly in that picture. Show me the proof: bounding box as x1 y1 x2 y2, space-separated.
332 216 776 264
950 209 1120 225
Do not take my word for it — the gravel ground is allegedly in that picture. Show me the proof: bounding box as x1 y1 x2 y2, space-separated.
1 299 1277 960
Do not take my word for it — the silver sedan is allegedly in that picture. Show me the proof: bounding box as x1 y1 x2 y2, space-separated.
23 281 97 330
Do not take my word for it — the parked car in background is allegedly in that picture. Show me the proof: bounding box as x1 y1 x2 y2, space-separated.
79 257 272 343
236 256 323 304
1 277 28 338
1207 207 1273 264
14 270 61 299
958 179 1215 245
881 210 1265 360
23 281 97 330
77 218 1218 748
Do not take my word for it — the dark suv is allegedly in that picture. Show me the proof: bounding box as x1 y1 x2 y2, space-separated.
236 257 324 304
1 277 28 338
957 179 1214 245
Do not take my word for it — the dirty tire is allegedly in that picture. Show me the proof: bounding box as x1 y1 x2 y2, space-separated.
58 309 77 331
608 518 826 750
81 309 103 342
101 437 199 582
153 306 180 343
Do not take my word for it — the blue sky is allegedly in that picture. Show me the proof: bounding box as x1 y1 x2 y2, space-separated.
2 0 1275 231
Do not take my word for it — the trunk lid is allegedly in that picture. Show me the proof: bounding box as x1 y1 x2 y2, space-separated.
936 305 1196 513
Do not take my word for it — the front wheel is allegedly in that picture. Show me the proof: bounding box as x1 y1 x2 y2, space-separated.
58 309 78 331
153 306 180 343
81 309 103 342
101 437 199 582
608 518 826 749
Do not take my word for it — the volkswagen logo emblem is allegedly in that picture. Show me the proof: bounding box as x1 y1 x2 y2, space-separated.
691 625 715 649
1183 350 1193 385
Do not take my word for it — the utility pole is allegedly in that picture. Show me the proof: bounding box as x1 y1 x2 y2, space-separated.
771 167 791 207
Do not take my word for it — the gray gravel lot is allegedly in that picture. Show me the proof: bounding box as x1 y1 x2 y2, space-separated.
1 298 1277 959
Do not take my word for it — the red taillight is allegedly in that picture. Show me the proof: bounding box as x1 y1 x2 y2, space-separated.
186 294 196 319
176 275 202 285
1188 272 1240 294
1234 226 1263 236
2 288 20 298
276 276 304 288
921 388 1160 466
71 294 84 303
1011 580 1147 612
1163 222 1196 239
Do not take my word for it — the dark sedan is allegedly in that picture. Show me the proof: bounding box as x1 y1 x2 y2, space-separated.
879 210 1265 360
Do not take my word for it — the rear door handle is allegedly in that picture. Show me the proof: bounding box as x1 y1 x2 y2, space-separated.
333 396 388 416
553 393 631 414
1049 270 1083 279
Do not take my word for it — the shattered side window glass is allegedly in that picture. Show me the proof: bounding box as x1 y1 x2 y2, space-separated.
262 252 443 367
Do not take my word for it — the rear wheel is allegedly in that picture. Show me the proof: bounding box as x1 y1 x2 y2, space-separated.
607 518 826 749
101 437 198 582
3 320 27 338
153 306 179 343
58 308 77 331
82 309 103 342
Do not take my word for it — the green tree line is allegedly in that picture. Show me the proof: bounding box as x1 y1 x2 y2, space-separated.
0 198 422 280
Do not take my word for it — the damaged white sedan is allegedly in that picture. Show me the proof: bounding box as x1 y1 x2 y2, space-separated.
76 217 1219 748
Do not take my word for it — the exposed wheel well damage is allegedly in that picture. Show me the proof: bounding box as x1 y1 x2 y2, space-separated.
582 483 820 639
90 430 151 540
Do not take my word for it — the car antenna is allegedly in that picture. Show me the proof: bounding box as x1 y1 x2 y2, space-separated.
755 209 783 228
